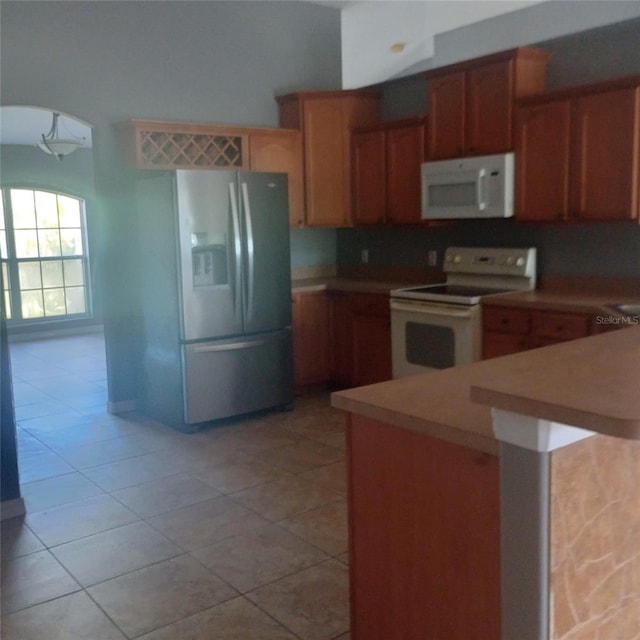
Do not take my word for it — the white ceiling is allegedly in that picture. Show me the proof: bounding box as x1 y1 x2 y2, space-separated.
0 106 92 149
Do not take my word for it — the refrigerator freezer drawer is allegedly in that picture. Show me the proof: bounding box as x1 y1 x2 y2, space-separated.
182 329 293 424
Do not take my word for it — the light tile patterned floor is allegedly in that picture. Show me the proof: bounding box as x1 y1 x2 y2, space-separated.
1 331 351 640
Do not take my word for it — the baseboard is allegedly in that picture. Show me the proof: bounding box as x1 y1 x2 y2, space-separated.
1 497 26 520
107 399 137 414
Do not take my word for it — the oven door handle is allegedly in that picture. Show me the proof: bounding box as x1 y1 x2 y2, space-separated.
390 300 478 318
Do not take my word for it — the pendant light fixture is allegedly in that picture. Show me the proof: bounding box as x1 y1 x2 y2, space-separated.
37 112 85 160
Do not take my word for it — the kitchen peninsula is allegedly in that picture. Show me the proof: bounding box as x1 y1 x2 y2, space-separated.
332 324 640 639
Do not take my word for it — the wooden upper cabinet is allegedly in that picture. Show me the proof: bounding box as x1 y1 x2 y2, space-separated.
277 91 381 227
118 122 304 222
516 100 571 221
571 87 639 221
425 48 549 160
386 122 426 224
516 77 640 222
248 128 304 227
466 60 514 155
352 118 427 225
428 72 466 159
352 129 386 225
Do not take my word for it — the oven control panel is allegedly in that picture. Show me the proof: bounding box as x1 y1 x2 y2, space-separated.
444 247 536 278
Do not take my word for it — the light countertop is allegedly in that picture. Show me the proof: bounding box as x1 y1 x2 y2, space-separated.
332 325 640 452
482 289 639 316
470 325 640 439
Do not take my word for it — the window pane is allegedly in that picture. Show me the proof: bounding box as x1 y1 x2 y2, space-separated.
21 290 44 318
44 288 66 316
42 260 64 288
18 262 42 289
65 286 86 314
38 230 62 257
4 188 90 324
0 200 6 259
2 262 10 320
14 230 39 258
58 195 81 227
60 229 83 256
11 189 36 228
63 259 84 286
35 191 59 228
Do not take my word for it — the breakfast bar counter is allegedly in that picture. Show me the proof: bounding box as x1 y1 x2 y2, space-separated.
332 325 640 640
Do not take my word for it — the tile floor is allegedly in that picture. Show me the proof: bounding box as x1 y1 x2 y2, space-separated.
1 331 351 640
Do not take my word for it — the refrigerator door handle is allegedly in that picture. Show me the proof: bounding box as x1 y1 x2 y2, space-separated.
229 182 243 323
241 182 255 324
193 338 269 353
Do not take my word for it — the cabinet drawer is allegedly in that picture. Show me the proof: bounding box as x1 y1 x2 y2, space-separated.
483 331 530 359
532 310 590 341
483 306 530 335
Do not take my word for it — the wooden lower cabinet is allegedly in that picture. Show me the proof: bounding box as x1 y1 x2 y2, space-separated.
329 292 354 388
329 291 392 388
294 289 392 389
483 304 599 359
348 414 501 639
292 291 330 387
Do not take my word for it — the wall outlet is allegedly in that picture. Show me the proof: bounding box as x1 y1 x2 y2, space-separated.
428 250 438 267
361 249 369 264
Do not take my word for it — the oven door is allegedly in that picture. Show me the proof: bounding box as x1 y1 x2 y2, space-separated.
390 299 481 378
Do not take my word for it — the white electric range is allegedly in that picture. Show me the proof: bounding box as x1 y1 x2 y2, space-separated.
390 246 537 378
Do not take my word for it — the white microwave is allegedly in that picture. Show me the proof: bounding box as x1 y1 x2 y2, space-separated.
421 152 514 219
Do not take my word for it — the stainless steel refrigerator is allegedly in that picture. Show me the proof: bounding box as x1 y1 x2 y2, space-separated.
135 169 293 431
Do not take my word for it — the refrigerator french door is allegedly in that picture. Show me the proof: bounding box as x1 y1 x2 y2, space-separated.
136 170 293 430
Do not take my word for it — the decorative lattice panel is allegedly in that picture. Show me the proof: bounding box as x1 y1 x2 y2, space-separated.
138 130 245 169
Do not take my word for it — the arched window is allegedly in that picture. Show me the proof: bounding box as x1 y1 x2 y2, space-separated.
1 187 92 324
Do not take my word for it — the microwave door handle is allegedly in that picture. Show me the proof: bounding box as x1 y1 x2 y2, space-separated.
477 168 487 211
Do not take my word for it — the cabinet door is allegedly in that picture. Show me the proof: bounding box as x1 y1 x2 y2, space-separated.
329 292 354 388
352 313 392 386
428 72 466 159
349 416 501 639
303 99 351 226
466 60 514 155
292 291 330 386
386 123 425 224
352 130 386 225
249 130 304 227
571 88 639 220
515 101 571 221
350 293 392 386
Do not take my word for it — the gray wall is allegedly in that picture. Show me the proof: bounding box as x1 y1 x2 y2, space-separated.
1 0 341 404
345 17 640 279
